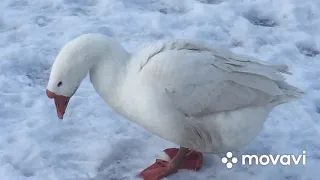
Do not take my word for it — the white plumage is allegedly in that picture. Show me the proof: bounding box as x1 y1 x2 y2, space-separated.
47 33 304 153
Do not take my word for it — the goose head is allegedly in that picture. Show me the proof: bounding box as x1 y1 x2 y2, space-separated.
46 34 107 119
46 34 130 119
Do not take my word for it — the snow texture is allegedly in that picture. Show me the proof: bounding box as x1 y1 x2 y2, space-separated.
0 0 319 179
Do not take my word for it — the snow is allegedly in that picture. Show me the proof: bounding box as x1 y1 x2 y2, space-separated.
0 0 319 179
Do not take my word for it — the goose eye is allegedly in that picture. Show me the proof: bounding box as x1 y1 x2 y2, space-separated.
57 81 63 87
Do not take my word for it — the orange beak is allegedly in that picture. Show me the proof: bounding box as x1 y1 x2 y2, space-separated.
46 89 70 119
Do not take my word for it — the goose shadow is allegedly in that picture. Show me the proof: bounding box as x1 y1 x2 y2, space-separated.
91 140 217 180
90 138 151 180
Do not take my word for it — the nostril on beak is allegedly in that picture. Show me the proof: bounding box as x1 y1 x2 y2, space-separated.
46 89 56 99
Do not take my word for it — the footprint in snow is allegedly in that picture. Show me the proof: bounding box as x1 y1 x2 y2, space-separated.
243 10 277 27
196 0 224 4
296 43 319 57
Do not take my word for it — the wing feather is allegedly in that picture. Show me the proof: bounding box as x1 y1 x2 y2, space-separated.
135 40 300 117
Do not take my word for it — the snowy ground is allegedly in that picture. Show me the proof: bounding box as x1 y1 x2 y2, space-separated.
0 0 319 179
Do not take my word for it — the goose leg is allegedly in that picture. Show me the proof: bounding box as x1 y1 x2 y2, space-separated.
139 147 203 180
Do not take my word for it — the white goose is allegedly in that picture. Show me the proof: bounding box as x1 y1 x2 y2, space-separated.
46 33 304 180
